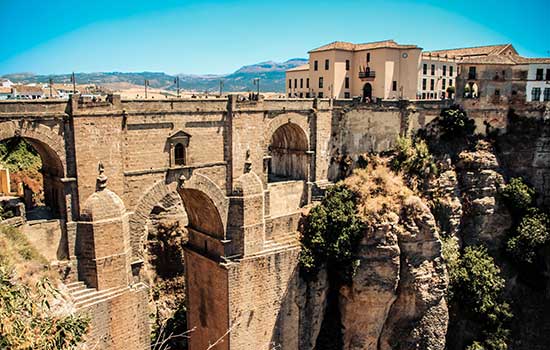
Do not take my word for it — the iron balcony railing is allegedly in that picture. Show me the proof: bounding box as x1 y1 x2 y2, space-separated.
359 70 376 79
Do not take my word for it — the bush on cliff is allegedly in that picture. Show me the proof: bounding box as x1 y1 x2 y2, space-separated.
390 136 438 188
506 209 550 265
438 105 476 141
299 184 364 283
446 245 512 350
500 177 535 215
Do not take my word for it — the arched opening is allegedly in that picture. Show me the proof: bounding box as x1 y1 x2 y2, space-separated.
145 191 189 349
268 123 309 183
174 143 185 166
363 83 372 101
0 137 65 221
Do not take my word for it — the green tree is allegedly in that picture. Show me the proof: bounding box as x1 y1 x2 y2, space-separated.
448 246 512 350
438 105 476 140
506 209 550 265
500 177 535 215
299 184 364 283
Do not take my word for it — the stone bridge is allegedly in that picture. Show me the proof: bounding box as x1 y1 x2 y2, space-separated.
0 95 449 349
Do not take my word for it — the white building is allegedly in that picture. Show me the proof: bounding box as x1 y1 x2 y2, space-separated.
526 62 550 102
0 79 14 88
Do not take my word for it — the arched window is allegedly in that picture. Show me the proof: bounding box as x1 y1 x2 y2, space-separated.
174 143 185 165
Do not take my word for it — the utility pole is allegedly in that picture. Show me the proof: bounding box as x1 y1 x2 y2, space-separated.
174 77 180 98
71 72 76 95
144 79 149 99
219 80 224 97
253 78 260 100
48 78 53 98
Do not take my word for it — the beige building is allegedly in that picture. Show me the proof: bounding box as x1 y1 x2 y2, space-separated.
287 40 422 100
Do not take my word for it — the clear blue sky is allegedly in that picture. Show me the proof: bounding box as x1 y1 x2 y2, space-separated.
1 0 548 75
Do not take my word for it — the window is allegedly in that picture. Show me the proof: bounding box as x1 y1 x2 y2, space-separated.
468 66 477 80
318 92 323 98
449 79 453 86
422 78 427 90
299 92 303 98
300 78 303 88
319 77 323 88
346 60 350 71
294 79 297 89
325 59 329 70
345 77 350 89
544 88 550 101
546 69 550 81
430 79 435 91
423 64 427 75
344 92 350 98
288 93 291 97
306 92 310 98
494 89 500 96
392 81 397 91
306 78 310 88
442 79 446 90
174 143 185 165
431 64 435 75
536 68 544 81
288 79 291 89
443 65 447 76
532 87 541 101
422 92 426 99
367 53 371 62
450 66 454 76
314 60 318 71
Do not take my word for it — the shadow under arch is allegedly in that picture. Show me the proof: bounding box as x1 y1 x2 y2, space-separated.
130 173 228 261
268 122 310 182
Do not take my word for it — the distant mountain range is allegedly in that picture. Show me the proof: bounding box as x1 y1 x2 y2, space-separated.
1 58 308 93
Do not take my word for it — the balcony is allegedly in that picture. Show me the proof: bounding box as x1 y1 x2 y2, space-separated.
359 70 376 80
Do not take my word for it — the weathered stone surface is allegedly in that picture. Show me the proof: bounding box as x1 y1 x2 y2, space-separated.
339 216 401 350
455 141 512 251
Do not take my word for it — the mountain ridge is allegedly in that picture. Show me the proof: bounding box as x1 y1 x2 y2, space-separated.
1 58 308 93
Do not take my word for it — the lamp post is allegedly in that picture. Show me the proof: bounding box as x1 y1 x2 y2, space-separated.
49 78 53 98
219 80 224 97
253 78 260 99
174 77 180 98
144 79 149 99
71 72 76 95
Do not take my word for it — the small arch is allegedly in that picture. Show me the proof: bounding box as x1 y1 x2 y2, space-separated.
268 122 309 182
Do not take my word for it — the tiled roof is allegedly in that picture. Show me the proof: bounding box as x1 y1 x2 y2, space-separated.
309 39 420 53
425 44 513 58
286 64 309 72
460 55 520 65
13 85 44 94
512 56 550 64
0 87 11 94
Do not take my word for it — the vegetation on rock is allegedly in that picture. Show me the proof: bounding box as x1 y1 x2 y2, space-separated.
0 226 89 349
390 136 438 188
446 245 512 350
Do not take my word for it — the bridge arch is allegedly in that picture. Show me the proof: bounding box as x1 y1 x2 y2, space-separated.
130 173 228 260
0 120 67 218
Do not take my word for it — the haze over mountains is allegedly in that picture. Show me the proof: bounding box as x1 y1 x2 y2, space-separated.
1 59 308 93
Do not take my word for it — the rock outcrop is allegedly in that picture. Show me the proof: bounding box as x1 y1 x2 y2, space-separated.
455 141 511 251
337 197 448 350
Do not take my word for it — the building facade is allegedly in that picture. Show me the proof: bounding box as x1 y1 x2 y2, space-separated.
417 53 459 100
287 40 422 101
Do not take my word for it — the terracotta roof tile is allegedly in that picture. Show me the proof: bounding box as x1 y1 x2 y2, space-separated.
286 64 309 72
425 44 512 58
309 40 420 53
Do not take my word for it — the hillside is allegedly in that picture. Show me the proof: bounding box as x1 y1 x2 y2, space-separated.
1 58 308 93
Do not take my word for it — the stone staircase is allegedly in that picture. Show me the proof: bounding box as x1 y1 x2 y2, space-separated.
65 281 128 310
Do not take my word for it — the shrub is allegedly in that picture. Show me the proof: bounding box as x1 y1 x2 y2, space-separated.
500 177 535 215
438 105 476 140
506 209 550 265
448 245 512 350
0 263 89 349
299 184 365 283
390 136 438 183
